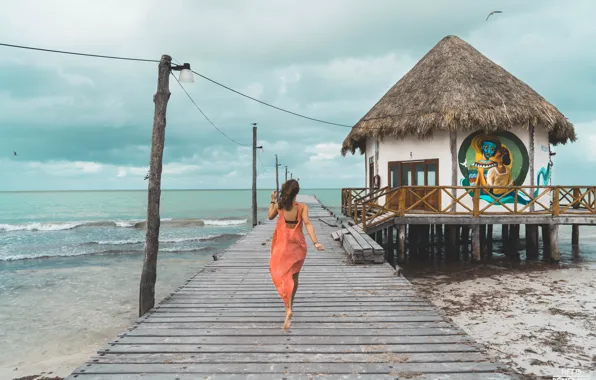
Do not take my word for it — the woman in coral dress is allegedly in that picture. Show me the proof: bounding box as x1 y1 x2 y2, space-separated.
267 179 324 331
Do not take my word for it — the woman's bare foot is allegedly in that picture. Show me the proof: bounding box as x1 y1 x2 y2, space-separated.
283 309 293 331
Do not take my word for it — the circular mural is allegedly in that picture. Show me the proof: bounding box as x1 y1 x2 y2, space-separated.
458 130 529 188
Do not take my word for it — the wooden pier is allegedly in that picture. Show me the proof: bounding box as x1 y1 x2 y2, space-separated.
66 194 514 379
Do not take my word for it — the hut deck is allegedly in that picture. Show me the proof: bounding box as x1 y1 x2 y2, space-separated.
65 194 514 380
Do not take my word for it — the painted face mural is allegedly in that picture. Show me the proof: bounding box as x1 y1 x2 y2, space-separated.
458 131 529 205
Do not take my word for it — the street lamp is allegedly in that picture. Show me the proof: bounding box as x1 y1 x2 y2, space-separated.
171 62 194 83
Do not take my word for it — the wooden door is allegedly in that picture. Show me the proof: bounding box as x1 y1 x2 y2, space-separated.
387 159 440 212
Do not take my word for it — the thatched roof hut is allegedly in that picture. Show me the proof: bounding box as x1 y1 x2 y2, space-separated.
341 35 576 156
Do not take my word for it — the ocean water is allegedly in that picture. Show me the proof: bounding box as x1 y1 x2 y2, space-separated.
0 189 341 377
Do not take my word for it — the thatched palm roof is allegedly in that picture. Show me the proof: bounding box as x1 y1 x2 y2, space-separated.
341 35 576 156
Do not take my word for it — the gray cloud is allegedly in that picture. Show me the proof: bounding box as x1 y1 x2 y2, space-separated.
0 0 594 190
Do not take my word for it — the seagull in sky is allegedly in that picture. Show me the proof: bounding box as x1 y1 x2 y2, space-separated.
144 172 149 180
486 10 502 21
13 151 17 156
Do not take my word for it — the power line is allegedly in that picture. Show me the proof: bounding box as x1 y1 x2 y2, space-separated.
0 42 159 63
0 41 353 128
171 73 251 147
190 70 352 128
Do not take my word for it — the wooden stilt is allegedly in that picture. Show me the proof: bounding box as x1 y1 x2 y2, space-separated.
397 224 406 262
572 225 579 247
541 224 550 260
437 224 444 241
486 224 493 258
387 226 395 266
471 224 481 261
549 224 560 262
479 225 487 257
461 226 470 250
501 224 509 252
526 225 539 260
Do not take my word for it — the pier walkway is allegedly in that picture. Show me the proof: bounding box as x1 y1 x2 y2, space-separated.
66 194 514 379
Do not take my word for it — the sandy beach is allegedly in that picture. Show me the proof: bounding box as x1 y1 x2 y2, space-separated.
409 264 596 379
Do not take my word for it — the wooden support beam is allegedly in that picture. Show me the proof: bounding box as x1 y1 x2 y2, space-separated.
526 225 539 260
387 225 395 266
541 224 550 260
572 225 579 247
397 224 406 262
471 224 481 261
460 226 470 249
479 225 486 257
501 224 509 252
486 224 493 258
549 224 560 262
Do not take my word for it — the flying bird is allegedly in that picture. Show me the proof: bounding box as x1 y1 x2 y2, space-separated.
144 171 149 180
486 10 502 21
13 151 17 156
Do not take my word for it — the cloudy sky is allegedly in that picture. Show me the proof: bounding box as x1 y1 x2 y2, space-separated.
0 0 594 191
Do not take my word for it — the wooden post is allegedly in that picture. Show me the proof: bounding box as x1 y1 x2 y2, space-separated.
471 224 481 261
549 224 560 262
461 225 470 251
529 122 535 212
397 224 406 262
252 124 258 228
526 225 539 260
486 224 493 257
572 225 579 247
541 224 550 260
387 225 395 266
450 129 457 212
285 165 288 182
479 225 486 256
275 154 280 201
437 224 443 241
139 54 172 317
502 225 509 246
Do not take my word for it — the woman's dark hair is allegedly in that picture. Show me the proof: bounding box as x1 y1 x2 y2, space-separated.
498 147 511 166
278 179 300 211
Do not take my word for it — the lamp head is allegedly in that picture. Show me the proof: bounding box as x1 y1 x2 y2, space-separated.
172 63 194 83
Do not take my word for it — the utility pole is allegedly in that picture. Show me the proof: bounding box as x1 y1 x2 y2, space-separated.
139 55 171 317
275 154 280 200
252 123 262 228
285 165 288 182
290 172 293 179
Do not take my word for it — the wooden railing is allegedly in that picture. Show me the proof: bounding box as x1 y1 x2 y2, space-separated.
341 186 596 231
341 187 388 219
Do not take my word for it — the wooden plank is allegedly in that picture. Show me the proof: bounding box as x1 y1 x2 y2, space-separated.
343 224 373 253
122 327 459 337
114 335 469 345
93 352 488 364
97 343 478 354
68 373 513 380
64 193 512 380
69 362 502 375
126 321 452 329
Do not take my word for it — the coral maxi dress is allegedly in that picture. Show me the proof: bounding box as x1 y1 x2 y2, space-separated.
269 202 307 308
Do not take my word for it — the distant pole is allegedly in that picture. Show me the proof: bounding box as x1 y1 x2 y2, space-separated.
252 123 258 228
290 172 293 179
285 166 288 182
139 55 171 317
275 154 280 200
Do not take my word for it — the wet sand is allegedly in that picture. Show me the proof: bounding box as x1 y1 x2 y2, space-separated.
409 264 596 379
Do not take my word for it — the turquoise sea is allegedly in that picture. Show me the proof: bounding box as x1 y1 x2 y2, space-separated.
0 189 341 378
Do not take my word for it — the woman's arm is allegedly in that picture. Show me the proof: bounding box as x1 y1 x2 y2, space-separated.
267 191 279 220
301 204 324 250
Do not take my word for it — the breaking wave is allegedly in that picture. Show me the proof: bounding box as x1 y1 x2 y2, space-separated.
0 218 248 232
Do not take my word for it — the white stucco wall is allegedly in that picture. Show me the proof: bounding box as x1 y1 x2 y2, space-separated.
362 125 552 212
